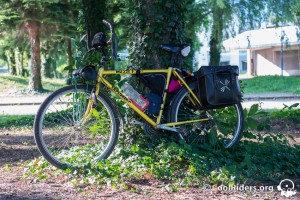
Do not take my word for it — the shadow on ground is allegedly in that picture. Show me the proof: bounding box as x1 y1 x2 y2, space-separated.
0 130 39 166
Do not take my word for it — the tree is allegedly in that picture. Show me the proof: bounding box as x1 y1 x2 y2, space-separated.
81 0 108 49
207 0 267 65
121 0 199 70
0 34 18 75
208 0 231 65
207 0 300 66
0 0 80 91
264 0 300 27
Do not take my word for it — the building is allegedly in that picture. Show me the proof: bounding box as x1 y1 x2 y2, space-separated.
222 25 300 76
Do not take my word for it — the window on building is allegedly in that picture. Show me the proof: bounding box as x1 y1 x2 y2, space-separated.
241 61 247 72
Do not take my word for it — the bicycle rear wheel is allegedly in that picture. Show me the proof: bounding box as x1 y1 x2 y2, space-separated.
34 85 120 169
168 82 244 148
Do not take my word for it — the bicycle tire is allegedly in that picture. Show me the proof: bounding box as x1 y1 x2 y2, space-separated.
168 82 244 148
34 85 120 169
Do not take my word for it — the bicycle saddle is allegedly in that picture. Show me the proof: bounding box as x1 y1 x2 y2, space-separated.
160 44 190 56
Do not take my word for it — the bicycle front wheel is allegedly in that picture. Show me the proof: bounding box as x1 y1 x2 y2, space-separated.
34 85 120 169
168 82 244 148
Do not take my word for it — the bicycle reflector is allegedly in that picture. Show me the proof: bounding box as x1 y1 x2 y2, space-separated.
73 65 97 81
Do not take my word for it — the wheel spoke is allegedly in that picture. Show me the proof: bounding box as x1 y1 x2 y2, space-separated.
170 82 243 148
34 85 119 169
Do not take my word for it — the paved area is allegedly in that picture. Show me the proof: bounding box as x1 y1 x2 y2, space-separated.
242 100 300 110
0 95 47 115
243 93 300 100
1 93 300 115
243 93 300 110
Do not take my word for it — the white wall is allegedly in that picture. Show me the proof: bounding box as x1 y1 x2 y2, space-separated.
254 46 300 76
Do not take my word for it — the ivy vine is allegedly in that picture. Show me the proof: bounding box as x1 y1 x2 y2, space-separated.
126 0 195 70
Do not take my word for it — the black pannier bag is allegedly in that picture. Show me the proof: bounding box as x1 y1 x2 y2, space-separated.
138 73 166 96
195 65 242 109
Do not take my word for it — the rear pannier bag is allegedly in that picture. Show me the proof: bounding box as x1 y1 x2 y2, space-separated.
195 65 242 109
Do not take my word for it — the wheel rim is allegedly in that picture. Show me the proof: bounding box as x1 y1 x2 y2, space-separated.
37 88 116 167
174 91 242 148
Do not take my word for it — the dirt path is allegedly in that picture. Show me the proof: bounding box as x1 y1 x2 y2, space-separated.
0 128 299 199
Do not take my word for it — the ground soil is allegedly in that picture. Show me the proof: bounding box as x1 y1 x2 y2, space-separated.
0 121 299 199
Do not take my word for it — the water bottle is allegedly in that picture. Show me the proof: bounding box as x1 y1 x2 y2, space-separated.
122 83 149 111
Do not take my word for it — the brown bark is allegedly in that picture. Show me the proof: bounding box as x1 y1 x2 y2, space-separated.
9 50 17 76
66 38 72 66
209 7 224 66
25 20 43 91
20 50 25 77
145 0 163 69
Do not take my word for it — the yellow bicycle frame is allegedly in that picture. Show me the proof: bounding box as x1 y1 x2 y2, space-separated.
81 67 211 129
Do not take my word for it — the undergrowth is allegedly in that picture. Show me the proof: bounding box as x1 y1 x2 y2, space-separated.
24 133 300 191
23 104 300 192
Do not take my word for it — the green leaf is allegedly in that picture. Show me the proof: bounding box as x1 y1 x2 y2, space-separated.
288 103 299 109
243 131 256 139
248 104 259 116
247 118 258 130
92 109 100 117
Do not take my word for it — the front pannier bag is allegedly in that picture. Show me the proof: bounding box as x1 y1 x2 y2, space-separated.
195 65 242 109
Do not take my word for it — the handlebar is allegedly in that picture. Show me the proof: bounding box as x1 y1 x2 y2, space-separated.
102 19 114 34
102 19 118 61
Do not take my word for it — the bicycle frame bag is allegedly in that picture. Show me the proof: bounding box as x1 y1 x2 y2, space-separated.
145 93 163 116
138 73 166 96
195 65 242 109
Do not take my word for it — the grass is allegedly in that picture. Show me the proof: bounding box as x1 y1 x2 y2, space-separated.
0 114 35 128
0 74 65 94
241 75 300 94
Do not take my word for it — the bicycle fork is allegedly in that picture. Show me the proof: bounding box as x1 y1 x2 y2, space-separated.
81 92 96 126
81 68 103 126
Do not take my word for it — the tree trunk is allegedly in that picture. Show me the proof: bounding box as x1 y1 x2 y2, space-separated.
9 50 17 75
209 7 224 65
44 57 53 78
25 20 43 91
20 50 25 77
53 60 57 78
66 38 72 66
130 1 189 69
82 0 107 49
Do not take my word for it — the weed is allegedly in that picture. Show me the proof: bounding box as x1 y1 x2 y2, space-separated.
22 103 300 191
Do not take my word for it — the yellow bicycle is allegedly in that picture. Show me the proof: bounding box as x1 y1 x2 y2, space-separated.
34 20 244 169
